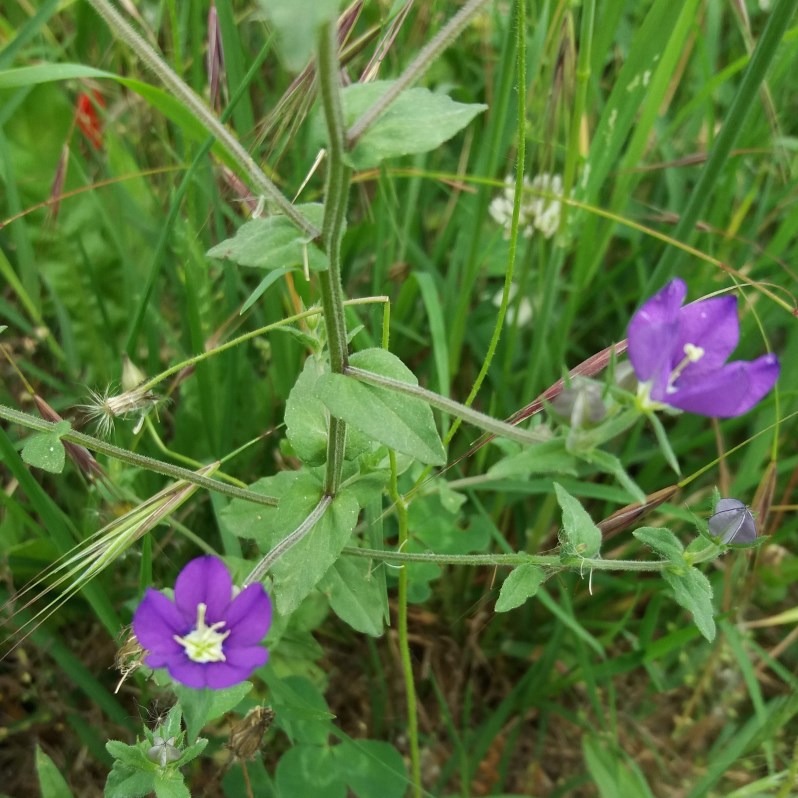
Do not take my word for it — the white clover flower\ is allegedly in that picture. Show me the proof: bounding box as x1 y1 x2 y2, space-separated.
492 283 533 327
488 175 535 239
488 173 566 240
528 173 564 239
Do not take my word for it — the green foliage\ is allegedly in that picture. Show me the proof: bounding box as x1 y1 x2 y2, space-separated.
206 204 328 272
495 562 547 612
662 564 716 642
2 0 796 795
36 746 76 798
316 348 446 465
554 482 602 561
260 0 342 72
21 420 69 473
338 81 487 169
222 470 361 615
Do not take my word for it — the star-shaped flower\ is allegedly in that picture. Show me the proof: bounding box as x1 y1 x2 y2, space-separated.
133 556 271 689
627 279 780 418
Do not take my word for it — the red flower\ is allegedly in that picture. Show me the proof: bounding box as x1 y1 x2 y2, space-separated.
75 90 105 149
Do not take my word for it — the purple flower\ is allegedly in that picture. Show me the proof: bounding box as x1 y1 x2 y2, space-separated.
708 498 757 544
133 556 271 689
627 279 780 417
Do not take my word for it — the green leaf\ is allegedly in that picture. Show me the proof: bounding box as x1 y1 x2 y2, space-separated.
285 356 370 466
104 762 156 798
554 483 602 560
206 204 327 271
264 673 335 746
320 556 385 637
21 420 69 474
332 740 408 798
158 705 183 741
410 492 488 555
152 770 191 798
315 348 446 466
633 526 684 562
173 682 252 742
578 448 646 503
487 437 578 479
583 735 657 798
175 738 208 769
169 688 210 745
240 265 297 314
105 740 153 771
339 81 487 169
276 745 345 798
221 471 360 614
36 746 76 798
663 565 716 642
260 0 342 72
495 563 547 612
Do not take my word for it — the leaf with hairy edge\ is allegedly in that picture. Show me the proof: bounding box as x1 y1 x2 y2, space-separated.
260 0 341 72
554 483 602 560
36 746 76 798
663 565 716 642
285 357 370 467
495 564 547 612
22 420 69 474
319 556 384 637
207 204 327 272
633 527 684 562
338 81 487 169
220 471 360 615
315 348 446 466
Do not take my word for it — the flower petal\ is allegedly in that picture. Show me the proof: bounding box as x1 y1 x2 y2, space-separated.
668 354 780 417
165 657 208 689
133 588 189 655
168 646 268 689
224 584 272 647
206 646 269 689
628 279 686 385
173 556 232 623
676 295 739 375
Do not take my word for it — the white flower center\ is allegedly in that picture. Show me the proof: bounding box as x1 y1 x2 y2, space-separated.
174 602 230 663
683 343 705 363
666 342 705 394
635 380 667 413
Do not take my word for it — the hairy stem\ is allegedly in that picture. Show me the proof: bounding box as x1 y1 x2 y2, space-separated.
317 21 353 496
345 366 549 447
0 405 277 507
389 451 422 797
244 495 333 585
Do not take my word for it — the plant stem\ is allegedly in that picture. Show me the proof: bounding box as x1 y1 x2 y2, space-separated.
0 404 278 506
345 546 719 573
344 366 549 448
317 21 353 497
243 495 333 585
389 451 422 798
446 0 527 446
